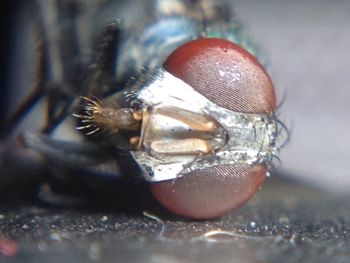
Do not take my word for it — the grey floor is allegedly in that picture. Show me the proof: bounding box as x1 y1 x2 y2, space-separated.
1 178 350 263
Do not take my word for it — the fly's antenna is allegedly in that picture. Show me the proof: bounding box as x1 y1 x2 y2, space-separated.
73 96 142 136
73 97 105 135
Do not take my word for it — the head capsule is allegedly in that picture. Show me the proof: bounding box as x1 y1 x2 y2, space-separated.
77 38 277 219
134 38 277 219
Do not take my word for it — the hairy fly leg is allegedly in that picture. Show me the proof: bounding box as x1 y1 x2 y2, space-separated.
19 132 152 210
19 20 134 188
82 20 124 98
36 0 86 133
17 6 127 163
0 1 137 202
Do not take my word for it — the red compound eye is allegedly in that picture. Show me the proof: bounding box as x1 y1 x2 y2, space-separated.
150 38 276 219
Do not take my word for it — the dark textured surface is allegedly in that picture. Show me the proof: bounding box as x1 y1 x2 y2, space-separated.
1 177 350 263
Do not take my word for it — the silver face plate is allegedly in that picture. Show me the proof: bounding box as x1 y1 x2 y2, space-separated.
129 69 277 182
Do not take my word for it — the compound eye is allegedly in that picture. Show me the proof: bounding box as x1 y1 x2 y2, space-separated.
150 38 276 219
151 164 266 219
164 38 276 113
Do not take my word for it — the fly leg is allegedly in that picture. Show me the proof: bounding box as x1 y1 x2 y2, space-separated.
20 132 118 170
37 0 85 134
37 2 124 133
0 23 47 138
18 131 144 207
82 20 124 98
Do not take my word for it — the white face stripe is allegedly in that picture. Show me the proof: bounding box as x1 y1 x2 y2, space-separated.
129 68 277 182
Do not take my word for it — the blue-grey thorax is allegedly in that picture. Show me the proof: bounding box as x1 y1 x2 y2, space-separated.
114 0 265 81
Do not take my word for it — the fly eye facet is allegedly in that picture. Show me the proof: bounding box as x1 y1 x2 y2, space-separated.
163 38 276 113
76 38 278 219
150 164 267 219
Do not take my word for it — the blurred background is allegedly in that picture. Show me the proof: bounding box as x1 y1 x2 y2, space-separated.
235 0 350 194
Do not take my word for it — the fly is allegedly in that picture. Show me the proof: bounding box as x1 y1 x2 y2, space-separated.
1 0 286 219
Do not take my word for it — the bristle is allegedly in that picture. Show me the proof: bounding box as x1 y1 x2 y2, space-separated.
73 97 105 135
86 127 100 135
76 124 94 130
